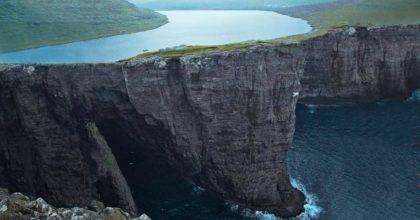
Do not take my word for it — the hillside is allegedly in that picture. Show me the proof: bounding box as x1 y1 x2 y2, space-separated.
0 0 168 52
276 0 420 43
128 0 335 10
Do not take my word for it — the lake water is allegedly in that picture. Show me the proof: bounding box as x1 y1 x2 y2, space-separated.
0 10 311 64
129 0 336 10
114 98 420 220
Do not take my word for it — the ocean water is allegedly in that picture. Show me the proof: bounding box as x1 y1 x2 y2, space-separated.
114 98 420 220
288 99 420 220
0 11 310 63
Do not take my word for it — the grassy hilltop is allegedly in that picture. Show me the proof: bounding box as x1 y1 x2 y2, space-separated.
0 0 168 52
276 0 420 43
133 0 420 59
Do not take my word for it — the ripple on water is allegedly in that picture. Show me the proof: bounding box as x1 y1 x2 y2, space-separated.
289 102 420 220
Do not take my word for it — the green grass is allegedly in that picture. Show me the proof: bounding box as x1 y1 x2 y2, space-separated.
0 0 168 52
279 0 420 41
127 42 270 60
130 0 420 60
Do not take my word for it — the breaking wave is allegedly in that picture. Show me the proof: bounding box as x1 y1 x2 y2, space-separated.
291 178 322 220
407 89 420 101
234 178 322 220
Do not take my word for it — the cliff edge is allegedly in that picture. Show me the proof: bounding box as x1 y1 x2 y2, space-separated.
0 25 419 218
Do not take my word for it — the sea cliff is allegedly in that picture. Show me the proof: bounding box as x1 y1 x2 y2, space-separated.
0 25 418 218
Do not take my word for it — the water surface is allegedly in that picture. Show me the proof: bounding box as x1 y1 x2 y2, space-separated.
115 99 420 220
0 10 311 63
289 100 420 220
129 0 336 10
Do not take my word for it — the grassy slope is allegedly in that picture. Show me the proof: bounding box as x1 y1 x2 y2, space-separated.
129 0 335 10
275 0 420 43
132 0 420 60
0 0 168 52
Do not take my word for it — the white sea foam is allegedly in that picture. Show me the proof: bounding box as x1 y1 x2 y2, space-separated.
240 208 278 220
407 89 420 101
191 185 205 196
291 178 322 220
233 178 322 220
305 104 318 114
0 204 7 212
304 103 350 113
254 211 278 220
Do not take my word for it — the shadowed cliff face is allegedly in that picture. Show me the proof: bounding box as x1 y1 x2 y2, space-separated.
296 26 420 102
0 64 139 215
0 49 303 217
124 54 304 216
0 25 419 218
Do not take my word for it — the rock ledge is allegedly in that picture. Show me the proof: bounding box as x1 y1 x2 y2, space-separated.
0 188 151 220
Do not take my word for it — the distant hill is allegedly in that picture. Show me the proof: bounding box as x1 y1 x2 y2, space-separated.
128 0 335 10
277 0 420 38
0 0 168 52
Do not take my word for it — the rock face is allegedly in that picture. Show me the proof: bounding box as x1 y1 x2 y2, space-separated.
296 25 420 102
0 64 138 215
0 54 302 217
0 25 419 218
0 188 151 220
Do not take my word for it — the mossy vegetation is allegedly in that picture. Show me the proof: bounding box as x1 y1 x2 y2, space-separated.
0 211 17 220
127 41 270 60
281 0 420 41
131 0 420 60
0 0 168 52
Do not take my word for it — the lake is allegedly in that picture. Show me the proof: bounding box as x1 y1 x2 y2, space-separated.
128 0 336 10
0 10 311 64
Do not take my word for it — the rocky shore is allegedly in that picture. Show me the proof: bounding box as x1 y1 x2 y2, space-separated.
0 188 150 220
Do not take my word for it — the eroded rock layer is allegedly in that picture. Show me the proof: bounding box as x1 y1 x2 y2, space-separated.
0 188 151 220
296 26 420 102
0 25 418 218
0 53 302 217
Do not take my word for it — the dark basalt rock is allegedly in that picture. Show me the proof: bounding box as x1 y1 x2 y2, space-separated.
0 25 419 218
0 188 151 220
296 25 420 102
0 54 302 217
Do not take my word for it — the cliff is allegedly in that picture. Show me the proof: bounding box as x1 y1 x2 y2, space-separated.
296 25 420 102
0 55 303 217
0 25 419 218
0 188 151 220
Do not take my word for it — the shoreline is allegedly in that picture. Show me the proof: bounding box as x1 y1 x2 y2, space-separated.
0 1 346 55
